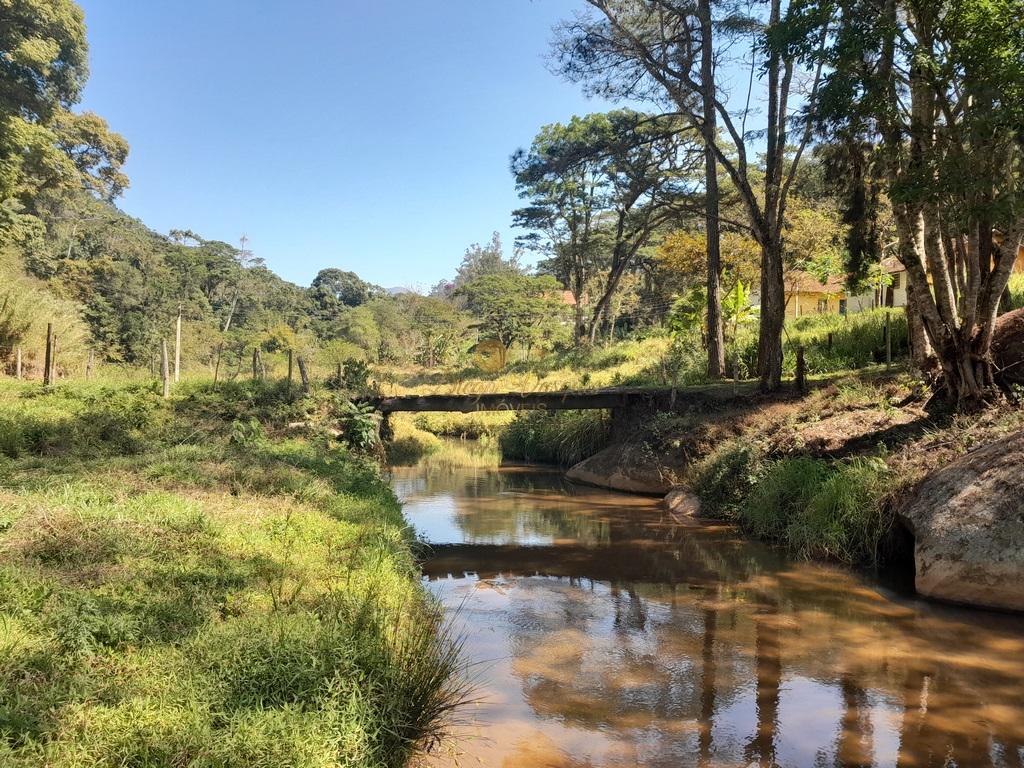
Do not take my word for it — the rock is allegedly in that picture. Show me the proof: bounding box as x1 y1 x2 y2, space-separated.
565 441 676 495
898 429 1024 612
992 307 1024 388
664 487 702 517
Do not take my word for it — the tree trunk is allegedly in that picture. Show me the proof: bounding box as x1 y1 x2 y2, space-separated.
698 0 726 379
757 237 785 392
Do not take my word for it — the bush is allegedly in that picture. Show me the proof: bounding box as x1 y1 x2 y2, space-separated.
689 440 766 518
499 410 610 466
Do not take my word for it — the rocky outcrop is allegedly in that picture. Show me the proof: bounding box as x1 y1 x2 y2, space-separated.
565 441 677 495
898 429 1024 612
992 307 1024 388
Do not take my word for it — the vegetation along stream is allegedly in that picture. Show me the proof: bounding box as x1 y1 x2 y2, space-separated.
393 450 1024 768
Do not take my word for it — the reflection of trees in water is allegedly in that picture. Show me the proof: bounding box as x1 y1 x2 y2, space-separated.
498 571 1024 766
744 599 781 766
408 466 1024 764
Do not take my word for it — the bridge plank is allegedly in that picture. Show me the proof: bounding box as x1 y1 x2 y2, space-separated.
360 386 728 414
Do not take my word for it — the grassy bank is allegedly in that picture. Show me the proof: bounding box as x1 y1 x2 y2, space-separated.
0 380 464 768
674 375 1024 566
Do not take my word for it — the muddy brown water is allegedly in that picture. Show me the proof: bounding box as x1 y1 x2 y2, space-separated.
391 461 1024 768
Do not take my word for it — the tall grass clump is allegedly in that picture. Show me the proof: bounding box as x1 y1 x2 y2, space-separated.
726 454 894 565
688 440 766 518
738 458 832 540
499 409 610 466
386 416 442 466
785 457 893 564
788 309 909 374
1008 273 1024 311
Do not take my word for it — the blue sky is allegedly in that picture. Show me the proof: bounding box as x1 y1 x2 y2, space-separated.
76 1 619 291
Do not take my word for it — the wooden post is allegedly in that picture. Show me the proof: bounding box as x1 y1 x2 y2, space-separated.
174 304 182 383
213 343 223 387
43 323 54 386
297 355 309 392
160 339 170 398
86 350 94 380
15 347 22 380
885 312 892 369
336 362 342 387
252 347 259 380
795 345 807 394
827 332 833 352
287 350 294 385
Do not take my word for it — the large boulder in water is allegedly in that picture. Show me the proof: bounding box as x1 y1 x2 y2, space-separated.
565 441 676 495
898 429 1024 611
992 307 1024 388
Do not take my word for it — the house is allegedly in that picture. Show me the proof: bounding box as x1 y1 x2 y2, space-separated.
749 271 847 319
845 256 907 313
783 271 847 319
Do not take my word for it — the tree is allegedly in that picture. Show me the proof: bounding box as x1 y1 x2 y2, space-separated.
553 0 828 389
0 0 87 124
0 1 130 243
454 232 521 289
459 273 566 366
409 296 468 367
657 229 760 298
784 0 1024 402
514 109 703 344
51 110 129 201
310 268 373 319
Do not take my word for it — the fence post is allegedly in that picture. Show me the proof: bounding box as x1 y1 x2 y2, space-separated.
287 350 294 385
161 339 170 398
885 312 892 369
297 355 310 392
15 347 22 380
795 345 807 394
213 343 223 387
174 304 182 383
43 323 54 386
252 347 260 380
86 350 94 380
827 332 833 352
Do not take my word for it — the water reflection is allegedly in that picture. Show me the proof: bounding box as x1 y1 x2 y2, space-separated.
393 463 1024 768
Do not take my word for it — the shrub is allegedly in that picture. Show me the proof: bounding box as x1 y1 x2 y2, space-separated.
689 440 766 518
738 457 831 540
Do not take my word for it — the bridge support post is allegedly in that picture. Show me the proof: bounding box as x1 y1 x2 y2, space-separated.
379 413 393 443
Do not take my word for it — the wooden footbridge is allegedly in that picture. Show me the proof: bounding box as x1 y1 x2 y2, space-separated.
358 384 757 439
362 386 688 415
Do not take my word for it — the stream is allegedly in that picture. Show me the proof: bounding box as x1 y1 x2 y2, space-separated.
391 457 1024 768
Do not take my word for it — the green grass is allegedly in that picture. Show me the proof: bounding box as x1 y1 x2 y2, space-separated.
720 454 894 565
0 380 467 767
688 440 766 518
1008 273 1024 311
499 410 611 466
